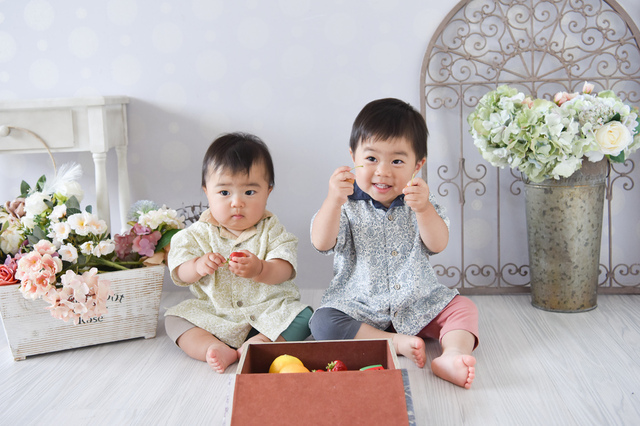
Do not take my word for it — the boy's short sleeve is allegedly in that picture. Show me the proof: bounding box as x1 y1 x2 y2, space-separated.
430 193 450 231
309 209 349 256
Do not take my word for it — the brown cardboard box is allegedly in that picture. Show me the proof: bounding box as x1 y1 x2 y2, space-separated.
231 339 412 426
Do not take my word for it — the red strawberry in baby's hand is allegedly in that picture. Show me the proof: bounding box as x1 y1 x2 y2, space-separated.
326 360 347 372
224 252 247 265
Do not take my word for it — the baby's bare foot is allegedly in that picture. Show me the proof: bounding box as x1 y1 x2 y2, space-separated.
431 353 476 389
393 334 426 368
205 342 239 373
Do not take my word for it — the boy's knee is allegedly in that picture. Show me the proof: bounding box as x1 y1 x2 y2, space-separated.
310 307 361 341
459 296 479 320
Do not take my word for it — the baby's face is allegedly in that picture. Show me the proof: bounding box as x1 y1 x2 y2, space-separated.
202 162 272 236
350 136 424 208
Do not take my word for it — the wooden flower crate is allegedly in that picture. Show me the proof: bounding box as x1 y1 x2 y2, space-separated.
0 265 165 361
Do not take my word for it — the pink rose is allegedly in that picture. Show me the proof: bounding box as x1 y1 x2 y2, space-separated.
553 91 578 106
583 81 594 94
0 264 19 286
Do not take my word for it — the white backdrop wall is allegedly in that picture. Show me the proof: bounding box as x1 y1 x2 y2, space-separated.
1 0 639 290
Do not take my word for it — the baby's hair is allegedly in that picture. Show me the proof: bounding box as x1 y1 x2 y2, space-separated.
201 132 275 188
349 98 428 161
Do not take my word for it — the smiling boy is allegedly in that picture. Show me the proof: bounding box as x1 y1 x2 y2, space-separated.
310 98 479 388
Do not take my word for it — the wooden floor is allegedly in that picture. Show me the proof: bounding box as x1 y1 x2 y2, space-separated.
1 290 639 425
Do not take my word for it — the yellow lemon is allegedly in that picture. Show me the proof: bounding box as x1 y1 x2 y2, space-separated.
279 363 310 373
269 354 304 374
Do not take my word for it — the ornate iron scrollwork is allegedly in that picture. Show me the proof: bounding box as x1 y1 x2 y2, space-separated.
421 0 640 293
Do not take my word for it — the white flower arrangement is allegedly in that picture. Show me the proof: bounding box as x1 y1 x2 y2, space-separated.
0 164 185 324
467 82 640 182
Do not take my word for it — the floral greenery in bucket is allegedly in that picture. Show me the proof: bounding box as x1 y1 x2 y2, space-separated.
0 163 185 323
467 82 640 182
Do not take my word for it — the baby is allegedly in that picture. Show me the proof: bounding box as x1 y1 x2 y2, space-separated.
309 98 479 388
165 132 312 373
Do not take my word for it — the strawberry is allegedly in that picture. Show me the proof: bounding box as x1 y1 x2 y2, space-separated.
326 360 347 372
230 251 246 259
311 369 325 373
224 252 247 266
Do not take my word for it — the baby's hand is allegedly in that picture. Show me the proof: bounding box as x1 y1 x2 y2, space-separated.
195 252 226 277
227 250 263 279
403 176 431 213
327 166 355 206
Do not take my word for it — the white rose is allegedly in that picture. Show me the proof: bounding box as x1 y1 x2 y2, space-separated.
80 241 95 256
21 216 35 230
50 221 71 243
594 121 632 156
95 240 115 257
0 224 24 254
50 204 67 221
59 244 78 263
24 192 50 217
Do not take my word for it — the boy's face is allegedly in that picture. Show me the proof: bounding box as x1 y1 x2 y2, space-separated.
350 137 425 208
202 162 272 236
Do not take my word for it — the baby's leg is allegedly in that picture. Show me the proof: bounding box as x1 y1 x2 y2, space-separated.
430 329 476 389
355 323 427 368
177 327 238 373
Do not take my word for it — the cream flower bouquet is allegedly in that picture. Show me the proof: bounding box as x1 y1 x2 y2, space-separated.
0 163 184 324
467 82 640 183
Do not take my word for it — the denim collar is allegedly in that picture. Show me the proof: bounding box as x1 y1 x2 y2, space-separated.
348 182 405 211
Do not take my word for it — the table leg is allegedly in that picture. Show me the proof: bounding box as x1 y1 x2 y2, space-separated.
92 151 110 231
116 145 130 233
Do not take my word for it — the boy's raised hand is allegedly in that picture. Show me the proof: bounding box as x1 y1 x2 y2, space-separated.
195 252 226 277
403 176 431 213
327 166 355 206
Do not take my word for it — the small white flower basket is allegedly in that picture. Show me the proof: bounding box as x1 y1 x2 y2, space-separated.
0 265 165 361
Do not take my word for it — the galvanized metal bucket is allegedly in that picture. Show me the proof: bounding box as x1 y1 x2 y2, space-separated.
523 159 608 312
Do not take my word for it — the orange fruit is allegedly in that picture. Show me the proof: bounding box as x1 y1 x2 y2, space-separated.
279 363 310 373
269 354 304 374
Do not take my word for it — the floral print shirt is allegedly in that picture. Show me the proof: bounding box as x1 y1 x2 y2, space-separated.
312 184 458 336
165 209 308 348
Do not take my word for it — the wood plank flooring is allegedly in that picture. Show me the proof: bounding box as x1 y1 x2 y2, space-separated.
1 290 639 425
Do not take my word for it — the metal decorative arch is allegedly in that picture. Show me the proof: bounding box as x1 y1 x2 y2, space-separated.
420 0 640 294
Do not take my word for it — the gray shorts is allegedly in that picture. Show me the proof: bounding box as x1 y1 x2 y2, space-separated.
165 315 198 344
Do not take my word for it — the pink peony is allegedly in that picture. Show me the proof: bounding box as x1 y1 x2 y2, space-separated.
44 268 112 324
16 251 63 299
34 240 56 256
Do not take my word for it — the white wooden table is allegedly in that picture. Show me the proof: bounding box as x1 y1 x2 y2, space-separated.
0 96 130 232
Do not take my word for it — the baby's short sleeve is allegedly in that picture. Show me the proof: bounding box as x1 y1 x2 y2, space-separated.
263 216 298 278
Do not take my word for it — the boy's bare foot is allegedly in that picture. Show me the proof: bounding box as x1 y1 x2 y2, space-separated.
205 342 239 373
431 352 476 389
393 334 427 368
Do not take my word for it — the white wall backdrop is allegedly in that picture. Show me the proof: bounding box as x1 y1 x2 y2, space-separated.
1 0 639 290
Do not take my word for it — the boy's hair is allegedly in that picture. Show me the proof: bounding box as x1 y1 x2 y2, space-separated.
349 98 428 161
201 132 275 188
